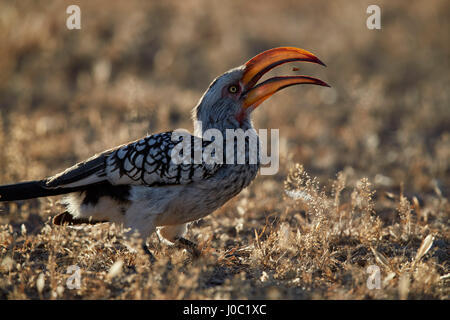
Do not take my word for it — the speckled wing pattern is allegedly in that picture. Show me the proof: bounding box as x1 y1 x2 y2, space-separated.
105 132 222 186
45 132 222 189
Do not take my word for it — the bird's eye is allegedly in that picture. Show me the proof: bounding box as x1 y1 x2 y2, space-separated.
228 85 239 94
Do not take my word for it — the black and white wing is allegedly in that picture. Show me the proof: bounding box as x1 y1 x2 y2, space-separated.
45 132 222 189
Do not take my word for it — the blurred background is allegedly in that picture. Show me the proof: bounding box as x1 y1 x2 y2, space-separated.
0 0 448 300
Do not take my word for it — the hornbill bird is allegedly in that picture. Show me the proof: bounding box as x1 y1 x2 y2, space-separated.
0 47 328 259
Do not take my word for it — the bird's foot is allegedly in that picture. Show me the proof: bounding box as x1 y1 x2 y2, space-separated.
175 237 201 258
142 243 157 264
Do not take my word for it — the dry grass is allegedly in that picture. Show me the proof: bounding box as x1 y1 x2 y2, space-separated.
0 0 448 299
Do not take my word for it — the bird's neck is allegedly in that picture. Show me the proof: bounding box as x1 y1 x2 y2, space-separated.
193 116 254 138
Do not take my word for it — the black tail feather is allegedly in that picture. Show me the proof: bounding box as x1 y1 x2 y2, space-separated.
0 180 83 202
53 211 109 225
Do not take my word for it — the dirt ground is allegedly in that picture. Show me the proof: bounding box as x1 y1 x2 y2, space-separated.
0 0 448 299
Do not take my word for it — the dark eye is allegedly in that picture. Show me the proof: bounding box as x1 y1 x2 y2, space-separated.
228 85 239 94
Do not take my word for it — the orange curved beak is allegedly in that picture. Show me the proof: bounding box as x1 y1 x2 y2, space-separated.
241 47 329 109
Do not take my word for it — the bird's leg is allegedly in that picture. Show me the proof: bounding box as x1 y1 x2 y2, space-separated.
142 242 157 264
175 237 201 258
158 224 201 258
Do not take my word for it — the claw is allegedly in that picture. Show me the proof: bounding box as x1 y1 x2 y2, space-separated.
175 237 201 258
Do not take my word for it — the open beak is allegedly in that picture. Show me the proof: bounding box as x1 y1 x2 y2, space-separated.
241 47 329 109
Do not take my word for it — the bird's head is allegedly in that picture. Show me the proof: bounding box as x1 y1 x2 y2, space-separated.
193 47 329 135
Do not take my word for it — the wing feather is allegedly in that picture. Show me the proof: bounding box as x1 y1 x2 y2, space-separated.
44 132 222 189
45 152 112 188
105 132 222 186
